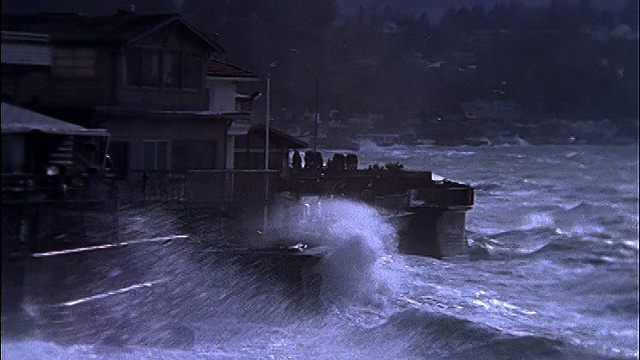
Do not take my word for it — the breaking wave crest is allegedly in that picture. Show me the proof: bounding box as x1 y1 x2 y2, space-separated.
268 198 401 305
349 308 619 360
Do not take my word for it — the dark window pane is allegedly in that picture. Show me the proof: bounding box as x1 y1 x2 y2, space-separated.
182 52 202 89
143 141 156 170
53 47 95 78
141 49 161 87
156 141 168 170
125 48 141 86
163 50 181 88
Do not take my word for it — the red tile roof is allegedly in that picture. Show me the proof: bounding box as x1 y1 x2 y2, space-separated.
205 58 257 78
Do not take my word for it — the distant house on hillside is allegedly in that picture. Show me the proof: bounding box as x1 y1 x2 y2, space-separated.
347 114 382 134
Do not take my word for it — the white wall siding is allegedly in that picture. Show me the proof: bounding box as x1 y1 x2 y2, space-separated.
206 78 237 113
1 42 51 66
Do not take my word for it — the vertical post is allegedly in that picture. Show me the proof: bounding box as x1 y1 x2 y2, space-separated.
263 74 271 234
110 179 119 242
265 75 271 180
265 74 271 202
314 76 319 152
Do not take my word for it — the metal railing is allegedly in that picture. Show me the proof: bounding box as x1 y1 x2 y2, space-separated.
124 170 280 205
2 173 117 204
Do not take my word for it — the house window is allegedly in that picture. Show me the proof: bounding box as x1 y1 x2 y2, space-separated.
125 48 141 86
141 49 161 87
163 50 181 87
126 48 161 87
126 47 201 90
52 48 95 78
181 52 202 89
142 140 170 170
236 98 252 112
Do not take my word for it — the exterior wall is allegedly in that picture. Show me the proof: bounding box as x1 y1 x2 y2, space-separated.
95 115 227 173
117 80 209 110
207 78 237 113
234 148 285 170
226 136 235 169
1 134 27 172
40 47 114 107
2 47 114 107
234 133 289 170
2 69 49 105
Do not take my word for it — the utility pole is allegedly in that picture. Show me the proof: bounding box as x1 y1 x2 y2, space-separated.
262 67 273 234
314 76 320 151
265 74 271 176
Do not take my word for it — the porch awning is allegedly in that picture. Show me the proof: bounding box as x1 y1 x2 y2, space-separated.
1 102 108 136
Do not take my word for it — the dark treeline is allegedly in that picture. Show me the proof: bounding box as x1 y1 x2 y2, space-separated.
180 0 638 127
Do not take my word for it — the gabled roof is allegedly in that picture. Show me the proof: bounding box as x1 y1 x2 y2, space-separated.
1 12 223 51
205 58 258 79
1 102 107 136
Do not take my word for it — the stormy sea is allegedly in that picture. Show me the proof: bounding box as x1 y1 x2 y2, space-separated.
2 144 638 359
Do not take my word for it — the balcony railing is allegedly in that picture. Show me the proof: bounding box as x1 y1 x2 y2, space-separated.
2 173 117 205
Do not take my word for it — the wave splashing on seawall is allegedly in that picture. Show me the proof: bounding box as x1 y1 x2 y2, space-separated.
268 197 403 306
2 145 637 359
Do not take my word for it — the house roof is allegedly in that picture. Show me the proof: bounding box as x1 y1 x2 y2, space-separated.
205 58 258 79
1 12 223 51
1 102 108 136
2 31 52 66
228 120 253 136
246 124 308 149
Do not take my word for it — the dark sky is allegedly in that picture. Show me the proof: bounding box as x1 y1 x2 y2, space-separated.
2 0 629 23
336 0 629 23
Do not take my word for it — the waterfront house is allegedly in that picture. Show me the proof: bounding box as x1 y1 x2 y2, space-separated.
2 11 227 181
1 12 234 201
2 11 308 204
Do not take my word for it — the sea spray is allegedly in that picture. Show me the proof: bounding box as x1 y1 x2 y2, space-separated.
264 197 408 328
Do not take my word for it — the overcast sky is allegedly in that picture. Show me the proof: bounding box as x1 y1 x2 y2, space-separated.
336 0 629 23
2 0 630 23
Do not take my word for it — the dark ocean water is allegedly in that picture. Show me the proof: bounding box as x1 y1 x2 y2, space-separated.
2 144 638 359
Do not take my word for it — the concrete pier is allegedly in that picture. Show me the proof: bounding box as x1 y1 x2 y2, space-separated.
396 207 469 258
